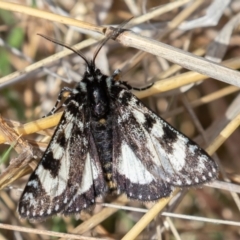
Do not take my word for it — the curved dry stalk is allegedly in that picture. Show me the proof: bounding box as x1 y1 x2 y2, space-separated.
0 1 104 34
206 113 240 155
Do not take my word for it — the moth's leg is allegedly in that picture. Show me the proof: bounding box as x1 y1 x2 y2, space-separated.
112 69 153 91
119 81 153 91
43 87 74 118
112 69 122 81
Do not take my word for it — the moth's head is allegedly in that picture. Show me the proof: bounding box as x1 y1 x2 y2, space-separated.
85 61 103 80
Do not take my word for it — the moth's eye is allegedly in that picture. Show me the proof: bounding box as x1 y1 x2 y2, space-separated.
95 69 101 75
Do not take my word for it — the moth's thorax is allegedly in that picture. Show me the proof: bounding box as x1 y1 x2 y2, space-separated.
80 67 111 119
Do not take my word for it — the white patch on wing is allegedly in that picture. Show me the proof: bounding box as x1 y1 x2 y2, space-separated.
118 110 130 123
23 193 33 201
151 136 175 175
168 136 187 171
188 144 198 155
197 155 209 172
23 193 37 207
132 108 145 124
76 152 99 195
64 111 73 122
27 180 38 188
77 120 84 131
64 122 73 139
36 151 71 197
118 142 154 184
150 120 164 138
51 143 64 160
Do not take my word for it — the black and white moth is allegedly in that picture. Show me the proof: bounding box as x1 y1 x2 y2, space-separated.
18 31 218 220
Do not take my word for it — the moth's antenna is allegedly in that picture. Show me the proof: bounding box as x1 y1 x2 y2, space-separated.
37 34 90 67
92 17 133 65
92 35 113 66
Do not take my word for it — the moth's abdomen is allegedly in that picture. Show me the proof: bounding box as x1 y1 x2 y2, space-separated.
91 116 116 191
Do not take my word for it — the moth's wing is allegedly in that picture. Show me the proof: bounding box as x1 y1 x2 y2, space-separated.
111 88 218 201
63 128 106 215
18 100 105 220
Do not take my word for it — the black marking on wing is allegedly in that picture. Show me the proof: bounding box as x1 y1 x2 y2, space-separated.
161 125 178 154
143 113 156 129
41 152 60 178
55 131 66 147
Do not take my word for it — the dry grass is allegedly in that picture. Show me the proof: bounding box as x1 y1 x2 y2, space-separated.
0 0 240 239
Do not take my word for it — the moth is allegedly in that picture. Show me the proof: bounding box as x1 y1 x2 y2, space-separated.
18 30 218 220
